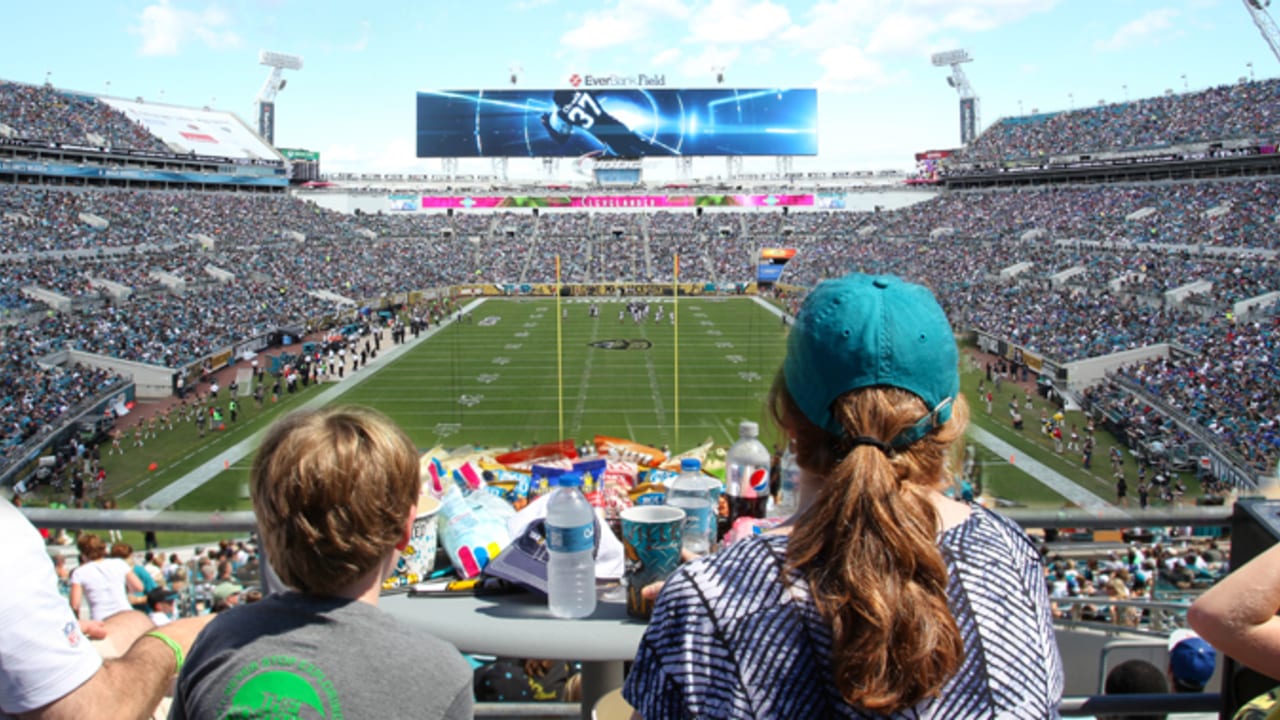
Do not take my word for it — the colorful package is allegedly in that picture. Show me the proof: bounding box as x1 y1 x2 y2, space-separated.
494 439 578 469
593 435 666 466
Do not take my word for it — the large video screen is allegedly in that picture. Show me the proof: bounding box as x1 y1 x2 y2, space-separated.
417 88 817 158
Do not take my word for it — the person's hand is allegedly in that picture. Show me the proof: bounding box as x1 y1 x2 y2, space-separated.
640 549 701 601
80 619 108 640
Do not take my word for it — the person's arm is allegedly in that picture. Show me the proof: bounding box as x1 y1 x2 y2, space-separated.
1188 541 1280 680
68 581 83 618
19 613 212 720
125 569 144 594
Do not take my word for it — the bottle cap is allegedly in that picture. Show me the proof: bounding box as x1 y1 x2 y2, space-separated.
557 471 583 487
680 458 702 472
739 421 759 438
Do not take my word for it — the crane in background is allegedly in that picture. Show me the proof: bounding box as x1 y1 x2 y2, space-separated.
1244 0 1280 65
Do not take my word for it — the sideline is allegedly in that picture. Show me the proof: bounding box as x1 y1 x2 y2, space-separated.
138 298 488 509
968 426 1126 518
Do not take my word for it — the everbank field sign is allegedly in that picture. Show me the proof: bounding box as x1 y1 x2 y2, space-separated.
568 73 667 88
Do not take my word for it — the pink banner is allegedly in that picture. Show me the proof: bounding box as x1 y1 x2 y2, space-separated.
420 196 506 209
415 194 815 210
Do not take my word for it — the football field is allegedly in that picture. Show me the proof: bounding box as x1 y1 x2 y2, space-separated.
133 294 1130 516
342 296 790 451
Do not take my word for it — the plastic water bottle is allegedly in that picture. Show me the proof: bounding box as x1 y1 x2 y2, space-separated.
775 439 801 518
724 421 772 535
666 458 713 556
545 471 597 618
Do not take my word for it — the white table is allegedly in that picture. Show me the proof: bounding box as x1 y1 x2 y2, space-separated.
380 585 645 719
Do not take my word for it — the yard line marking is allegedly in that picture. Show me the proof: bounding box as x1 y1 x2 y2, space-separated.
570 311 601 435
640 328 668 429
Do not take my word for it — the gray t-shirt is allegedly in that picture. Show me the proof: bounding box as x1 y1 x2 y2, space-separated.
172 592 473 719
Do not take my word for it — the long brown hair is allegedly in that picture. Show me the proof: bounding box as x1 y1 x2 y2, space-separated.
770 372 969 713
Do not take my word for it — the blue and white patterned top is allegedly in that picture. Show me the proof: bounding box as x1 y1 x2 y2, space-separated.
624 505 1063 719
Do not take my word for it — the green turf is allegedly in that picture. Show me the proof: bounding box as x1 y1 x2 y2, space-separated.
341 298 790 451
58 296 1203 517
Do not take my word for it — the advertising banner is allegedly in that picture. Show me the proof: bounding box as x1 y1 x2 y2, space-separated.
417 88 818 158
757 247 797 283
101 98 281 160
419 194 814 210
0 159 288 186
388 194 419 212
258 101 275 144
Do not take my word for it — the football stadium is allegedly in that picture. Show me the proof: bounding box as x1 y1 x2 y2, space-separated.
4 3 1280 718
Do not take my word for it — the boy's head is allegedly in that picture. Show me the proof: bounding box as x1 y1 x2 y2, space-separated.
251 406 420 596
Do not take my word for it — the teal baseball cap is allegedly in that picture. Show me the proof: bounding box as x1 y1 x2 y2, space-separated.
783 273 959 447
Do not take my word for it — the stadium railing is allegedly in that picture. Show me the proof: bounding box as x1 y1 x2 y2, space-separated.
20 505 1237 718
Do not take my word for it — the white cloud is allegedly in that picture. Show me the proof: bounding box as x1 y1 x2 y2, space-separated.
865 13 936 56
688 0 791 45
560 0 691 51
678 46 741 81
562 15 647 50
1094 8 1181 52
931 0 1058 32
780 0 880 49
346 20 371 53
651 48 682 66
133 0 240 56
814 44 891 93
783 0 1055 49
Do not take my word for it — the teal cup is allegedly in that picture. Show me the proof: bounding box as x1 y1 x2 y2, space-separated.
621 505 685 619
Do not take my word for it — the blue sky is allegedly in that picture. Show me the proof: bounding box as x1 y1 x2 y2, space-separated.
0 0 1269 178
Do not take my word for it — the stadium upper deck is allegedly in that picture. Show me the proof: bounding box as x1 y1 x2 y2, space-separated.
959 78 1280 163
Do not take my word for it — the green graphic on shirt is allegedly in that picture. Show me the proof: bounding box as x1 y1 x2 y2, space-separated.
221 656 342 719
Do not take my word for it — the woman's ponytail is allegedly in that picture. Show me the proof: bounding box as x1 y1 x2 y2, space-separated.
772 374 968 713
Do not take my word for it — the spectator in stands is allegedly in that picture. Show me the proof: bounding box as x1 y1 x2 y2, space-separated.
210 581 242 612
624 274 1061 717
146 587 179 627
171 407 472 719
1166 629 1216 694
1102 658 1170 720
1 498 212 719
70 532 145 621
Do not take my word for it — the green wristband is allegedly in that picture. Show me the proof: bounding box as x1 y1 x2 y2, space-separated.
144 630 184 675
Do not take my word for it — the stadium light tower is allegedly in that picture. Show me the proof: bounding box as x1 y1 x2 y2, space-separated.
256 50 303 146
931 49 980 145
1243 0 1280 65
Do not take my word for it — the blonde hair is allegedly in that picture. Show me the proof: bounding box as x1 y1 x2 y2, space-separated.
770 372 969 713
251 406 420 595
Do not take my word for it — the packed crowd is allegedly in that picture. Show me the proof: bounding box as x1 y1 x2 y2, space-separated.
960 78 1280 162
0 81 170 152
869 180 1280 250
1111 317 1280 472
1043 539 1228 626
1 174 1277 478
